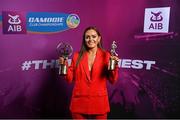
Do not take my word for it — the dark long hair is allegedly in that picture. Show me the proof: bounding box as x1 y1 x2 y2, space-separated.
76 26 104 67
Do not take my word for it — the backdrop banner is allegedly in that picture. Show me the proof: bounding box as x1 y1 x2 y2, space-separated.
0 0 180 119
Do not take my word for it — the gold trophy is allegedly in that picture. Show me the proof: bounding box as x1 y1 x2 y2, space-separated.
56 42 73 75
108 41 118 70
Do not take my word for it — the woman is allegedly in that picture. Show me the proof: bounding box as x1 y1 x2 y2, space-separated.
59 26 119 119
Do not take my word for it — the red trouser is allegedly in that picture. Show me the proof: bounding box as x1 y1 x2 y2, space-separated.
72 113 107 119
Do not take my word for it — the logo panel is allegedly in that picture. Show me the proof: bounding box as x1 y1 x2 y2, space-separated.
2 11 26 34
144 7 170 33
27 12 80 33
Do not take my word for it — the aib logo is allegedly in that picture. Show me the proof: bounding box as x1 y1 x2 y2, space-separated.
2 11 26 34
149 11 163 30
144 7 170 33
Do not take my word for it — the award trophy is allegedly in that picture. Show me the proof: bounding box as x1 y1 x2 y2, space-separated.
108 41 118 70
56 42 73 75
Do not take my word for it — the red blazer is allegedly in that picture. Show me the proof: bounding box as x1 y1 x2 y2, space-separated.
66 48 118 114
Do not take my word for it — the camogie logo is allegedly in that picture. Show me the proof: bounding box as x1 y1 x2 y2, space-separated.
66 14 80 28
27 12 80 33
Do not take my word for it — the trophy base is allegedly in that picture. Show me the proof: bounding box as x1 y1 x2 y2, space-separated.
59 64 67 75
108 59 116 70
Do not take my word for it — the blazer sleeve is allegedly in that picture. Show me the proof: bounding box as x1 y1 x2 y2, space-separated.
65 52 78 83
106 52 119 84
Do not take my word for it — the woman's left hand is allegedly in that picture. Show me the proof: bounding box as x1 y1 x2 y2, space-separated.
110 55 120 62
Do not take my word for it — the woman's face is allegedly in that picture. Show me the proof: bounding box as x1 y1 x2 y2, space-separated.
84 29 101 49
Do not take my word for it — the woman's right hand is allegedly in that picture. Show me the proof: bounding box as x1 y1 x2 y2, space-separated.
59 57 65 64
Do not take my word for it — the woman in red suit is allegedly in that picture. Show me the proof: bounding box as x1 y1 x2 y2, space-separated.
59 26 119 119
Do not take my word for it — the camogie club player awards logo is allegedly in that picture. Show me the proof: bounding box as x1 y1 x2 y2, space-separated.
27 12 80 33
2 11 26 34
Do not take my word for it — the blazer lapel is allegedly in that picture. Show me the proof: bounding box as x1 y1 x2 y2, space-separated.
91 48 102 80
81 52 91 81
